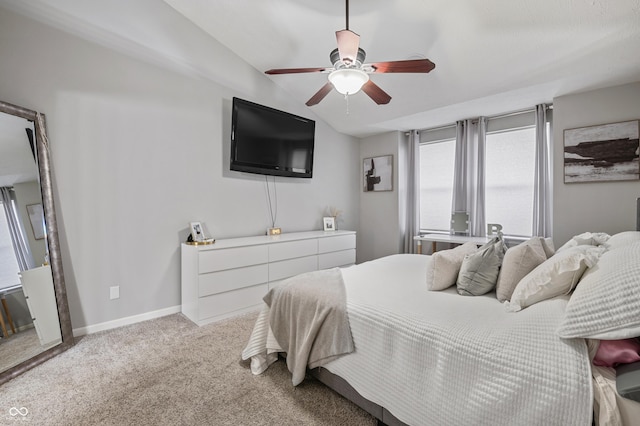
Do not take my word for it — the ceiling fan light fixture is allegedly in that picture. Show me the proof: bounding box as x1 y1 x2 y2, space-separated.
328 68 369 95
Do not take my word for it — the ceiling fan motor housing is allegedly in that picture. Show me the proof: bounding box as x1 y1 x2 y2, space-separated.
330 47 366 68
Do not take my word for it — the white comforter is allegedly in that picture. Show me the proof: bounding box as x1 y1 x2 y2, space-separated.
245 254 593 426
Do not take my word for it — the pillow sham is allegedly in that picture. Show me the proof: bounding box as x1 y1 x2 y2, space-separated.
557 242 640 339
457 236 506 296
541 237 555 258
555 231 610 253
505 245 605 312
495 237 547 302
604 231 640 250
426 242 478 291
592 339 640 368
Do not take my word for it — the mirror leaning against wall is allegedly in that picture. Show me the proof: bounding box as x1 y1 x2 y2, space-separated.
0 100 73 385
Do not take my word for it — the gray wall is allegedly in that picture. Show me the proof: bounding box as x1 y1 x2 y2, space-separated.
0 6 360 330
358 131 403 262
359 81 640 261
552 82 640 246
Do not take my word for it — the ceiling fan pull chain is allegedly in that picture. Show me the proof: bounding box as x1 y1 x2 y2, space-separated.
345 93 350 114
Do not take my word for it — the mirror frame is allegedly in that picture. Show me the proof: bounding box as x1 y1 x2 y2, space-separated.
0 100 74 385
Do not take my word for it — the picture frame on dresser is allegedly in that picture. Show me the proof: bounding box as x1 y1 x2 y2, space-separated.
323 217 336 231
190 221 205 242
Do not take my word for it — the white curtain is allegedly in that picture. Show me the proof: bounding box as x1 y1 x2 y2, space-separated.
402 130 421 253
0 187 34 272
452 118 487 236
532 104 552 237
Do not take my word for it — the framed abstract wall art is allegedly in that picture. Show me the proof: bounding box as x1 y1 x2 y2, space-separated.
564 120 639 183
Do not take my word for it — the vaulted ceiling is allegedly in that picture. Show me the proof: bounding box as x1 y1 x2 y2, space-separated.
3 0 640 137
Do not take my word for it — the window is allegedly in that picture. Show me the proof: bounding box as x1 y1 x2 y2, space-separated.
485 126 536 237
417 108 548 239
419 138 455 232
0 201 21 290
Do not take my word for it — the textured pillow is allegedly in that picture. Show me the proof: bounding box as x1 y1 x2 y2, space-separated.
593 339 640 368
496 237 547 302
555 231 610 253
505 245 605 312
426 242 478 291
541 237 555 258
457 236 506 296
557 242 640 339
604 231 640 250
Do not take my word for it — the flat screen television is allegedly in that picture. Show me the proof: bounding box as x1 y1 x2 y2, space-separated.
230 97 315 178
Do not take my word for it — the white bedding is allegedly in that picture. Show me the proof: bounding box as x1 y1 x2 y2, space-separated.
245 254 593 425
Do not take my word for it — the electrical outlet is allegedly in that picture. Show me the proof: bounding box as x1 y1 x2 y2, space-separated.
110 286 120 300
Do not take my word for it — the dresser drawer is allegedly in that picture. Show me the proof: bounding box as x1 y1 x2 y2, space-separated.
198 283 268 321
269 255 318 282
318 249 356 269
199 245 268 273
199 264 268 297
318 234 356 254
269 239 317 262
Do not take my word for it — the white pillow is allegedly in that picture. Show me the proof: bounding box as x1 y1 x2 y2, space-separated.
426 242 478 291
555 231 610 253
495 237 547 302
603 231 640 251
541 237 555 258
557 242 640 339
505 245 605 312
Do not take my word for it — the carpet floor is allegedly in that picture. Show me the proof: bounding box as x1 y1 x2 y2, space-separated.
0 312 377 425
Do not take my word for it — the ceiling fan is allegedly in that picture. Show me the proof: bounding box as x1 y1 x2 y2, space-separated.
265 0 436 106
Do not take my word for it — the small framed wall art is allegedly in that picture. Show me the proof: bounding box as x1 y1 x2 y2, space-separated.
564 120 640 183
323 216 336 231
363 155 393 192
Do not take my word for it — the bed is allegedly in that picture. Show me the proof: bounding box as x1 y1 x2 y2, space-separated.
242 231 640 426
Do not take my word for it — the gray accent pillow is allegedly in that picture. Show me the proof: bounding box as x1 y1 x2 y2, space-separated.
457 236 506 296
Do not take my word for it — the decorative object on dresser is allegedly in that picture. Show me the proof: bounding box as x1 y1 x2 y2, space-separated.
323 217 336 231
187 221 214 245
181 230 356 326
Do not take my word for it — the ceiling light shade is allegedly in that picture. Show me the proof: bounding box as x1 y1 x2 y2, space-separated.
328 69 369 95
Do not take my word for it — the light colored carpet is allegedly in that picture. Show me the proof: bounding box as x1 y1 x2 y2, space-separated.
0 312 377 425
0 328 43 372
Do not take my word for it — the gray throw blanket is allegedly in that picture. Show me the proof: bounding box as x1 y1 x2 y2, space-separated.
263 267 354 386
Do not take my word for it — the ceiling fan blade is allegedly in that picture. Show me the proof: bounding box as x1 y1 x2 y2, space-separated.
306 82 334 106
335 29 360 64
265 67 327 75
368 59 436 73
361 80 391 105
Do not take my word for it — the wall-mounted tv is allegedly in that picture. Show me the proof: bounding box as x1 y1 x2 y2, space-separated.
230 97 315 178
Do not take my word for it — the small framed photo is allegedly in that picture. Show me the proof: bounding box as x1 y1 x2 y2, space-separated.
323 217 336 231
27 203 45 240
190 222 205 242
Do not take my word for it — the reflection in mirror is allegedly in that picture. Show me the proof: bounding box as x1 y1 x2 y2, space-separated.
0 101 73 385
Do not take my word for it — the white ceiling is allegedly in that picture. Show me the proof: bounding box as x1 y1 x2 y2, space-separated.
163 0 640 136
2 0 640 138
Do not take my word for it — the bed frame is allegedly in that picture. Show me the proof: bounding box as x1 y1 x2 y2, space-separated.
310 367 408 426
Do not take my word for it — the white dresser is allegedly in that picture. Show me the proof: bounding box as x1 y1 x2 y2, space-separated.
181 230 356 326
19 265 63 347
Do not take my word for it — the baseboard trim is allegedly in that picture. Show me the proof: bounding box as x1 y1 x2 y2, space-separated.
72 305 181 337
